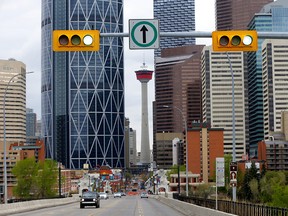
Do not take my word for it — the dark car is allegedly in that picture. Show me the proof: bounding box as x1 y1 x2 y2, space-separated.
80 191 100 209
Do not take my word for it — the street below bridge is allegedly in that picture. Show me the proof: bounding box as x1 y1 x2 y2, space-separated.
10 195 186 216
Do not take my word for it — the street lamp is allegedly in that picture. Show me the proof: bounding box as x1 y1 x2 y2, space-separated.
163 105 189 196
3 71 33 204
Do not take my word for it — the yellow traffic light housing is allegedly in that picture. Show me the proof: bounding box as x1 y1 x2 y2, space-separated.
212 30 258 52
53 30 100 51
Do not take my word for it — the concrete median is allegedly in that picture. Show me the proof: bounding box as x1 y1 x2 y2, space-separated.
0 196 78 216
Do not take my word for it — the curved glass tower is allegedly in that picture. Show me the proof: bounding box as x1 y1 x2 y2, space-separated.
41 0 124 169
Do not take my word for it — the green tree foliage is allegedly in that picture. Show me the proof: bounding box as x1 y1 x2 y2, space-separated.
35 159 58 198
238 161 259 201
12 157 39 199
260 171 287 206
12 158 58 199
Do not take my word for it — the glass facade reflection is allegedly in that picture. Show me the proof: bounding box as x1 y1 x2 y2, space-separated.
41 0 124 169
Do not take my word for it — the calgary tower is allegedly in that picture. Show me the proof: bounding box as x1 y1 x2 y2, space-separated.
135 63 153 164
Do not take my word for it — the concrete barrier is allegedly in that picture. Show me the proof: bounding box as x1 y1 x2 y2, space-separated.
0 196 78 216
154 195 237 216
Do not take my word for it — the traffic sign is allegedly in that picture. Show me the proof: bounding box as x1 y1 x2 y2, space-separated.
230 162 237 172
230 182 237 187
230 171 237 181
129 19 159 49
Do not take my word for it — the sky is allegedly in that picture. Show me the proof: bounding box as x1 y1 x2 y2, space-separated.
0 0 215 151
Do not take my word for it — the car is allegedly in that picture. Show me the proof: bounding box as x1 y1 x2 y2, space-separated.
99 192 109 200
114 192 122 198
140 192 148 198
80 191 100 208
121 192 126 196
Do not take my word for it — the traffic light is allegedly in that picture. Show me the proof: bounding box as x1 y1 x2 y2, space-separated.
53 30 100 52
212 30 258 52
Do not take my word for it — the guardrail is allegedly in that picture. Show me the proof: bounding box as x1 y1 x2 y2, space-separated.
175 194 288 216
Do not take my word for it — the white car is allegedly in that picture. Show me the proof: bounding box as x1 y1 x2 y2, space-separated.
114 192 122 198
99 192 108 200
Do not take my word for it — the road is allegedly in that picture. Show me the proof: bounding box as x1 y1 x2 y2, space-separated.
10 195 186 216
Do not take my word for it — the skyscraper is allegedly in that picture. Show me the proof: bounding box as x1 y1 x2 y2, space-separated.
201 47 247 160
0 59 27 145
41 1 124 169
262 39 288 140
153 0 195 56
215 0 273 30
248 0 288 156
153 45 204 168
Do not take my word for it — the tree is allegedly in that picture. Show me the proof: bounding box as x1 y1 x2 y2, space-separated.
238 161 258 201
260 171 287 206
34 159 58 198
12 157 39 199
12 158 58 199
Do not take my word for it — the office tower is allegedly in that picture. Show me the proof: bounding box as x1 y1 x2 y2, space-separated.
215 0 273 30
153 45 204 168
154 0 195 56
26 108 37 137
262 39 288 140
129 128 137 165
201 46 247 160
0 59 27 145
42 1 124 169
247 0 288 156
135 64 153 164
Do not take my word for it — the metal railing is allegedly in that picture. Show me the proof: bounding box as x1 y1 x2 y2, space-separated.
173 194 288 216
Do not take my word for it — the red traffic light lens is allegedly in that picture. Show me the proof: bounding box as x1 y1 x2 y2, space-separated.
231 35 241 46
59 35 69 45
219 36 229 46
71 35 81 45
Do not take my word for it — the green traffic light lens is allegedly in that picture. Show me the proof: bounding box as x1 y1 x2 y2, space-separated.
71 35 81 45
59 35 69 45
219 36 229 46
243 35 253 45
231 36 241 46
83 35 93 46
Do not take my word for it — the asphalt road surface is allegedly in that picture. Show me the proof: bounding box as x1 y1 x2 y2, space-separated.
10 195 186 216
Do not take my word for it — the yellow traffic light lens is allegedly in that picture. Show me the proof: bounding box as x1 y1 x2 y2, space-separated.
231 36 241 46
59 35 69 45
71 35 81 45
219 36 229 46
243 35 253 45
83 35 93 46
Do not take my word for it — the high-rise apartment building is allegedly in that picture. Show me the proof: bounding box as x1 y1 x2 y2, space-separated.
42 1 124 169
0 59 27 145
26 108 37 137
247 0 288 156
215 0 273 30
262 39 288 140
153 45 204 167
201 47 248 160
153 0 195 56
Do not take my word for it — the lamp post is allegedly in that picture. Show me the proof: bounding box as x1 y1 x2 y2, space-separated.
3 71 33 204
163 105 189 196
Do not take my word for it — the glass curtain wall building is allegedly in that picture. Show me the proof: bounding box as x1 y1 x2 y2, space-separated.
41 0 124 169
153 0 195 57
247 0 288 156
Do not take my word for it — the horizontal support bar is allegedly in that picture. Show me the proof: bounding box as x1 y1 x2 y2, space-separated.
100 31 288 39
